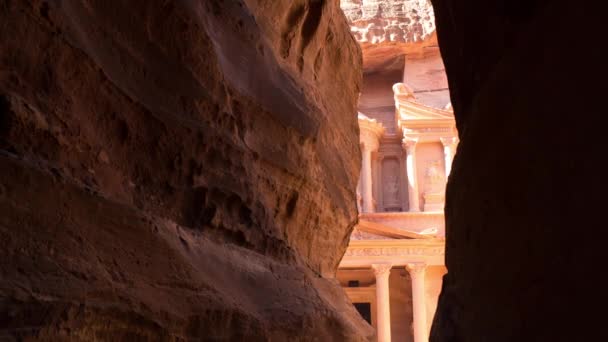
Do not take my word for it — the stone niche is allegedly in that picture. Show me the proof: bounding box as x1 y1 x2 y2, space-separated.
381 157 402 211
415 142 445 212
373 135 409 212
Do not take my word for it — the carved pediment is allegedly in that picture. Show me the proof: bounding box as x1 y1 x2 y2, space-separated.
353 219 434 240
393 83 455 130
396 99 454 121
351 228 396 240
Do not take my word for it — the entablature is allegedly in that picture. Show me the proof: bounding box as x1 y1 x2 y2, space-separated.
340 239 445 268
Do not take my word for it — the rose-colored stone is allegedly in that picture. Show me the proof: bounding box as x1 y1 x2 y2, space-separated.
0 0 372 340
341 0 436 45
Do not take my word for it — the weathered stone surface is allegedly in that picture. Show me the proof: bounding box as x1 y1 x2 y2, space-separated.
340 0 437 74
0 0 372 340
341 0 436 45
430 0 608 341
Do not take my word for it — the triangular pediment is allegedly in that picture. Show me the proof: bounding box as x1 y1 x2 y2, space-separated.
352 219 434 240
397 99 454 121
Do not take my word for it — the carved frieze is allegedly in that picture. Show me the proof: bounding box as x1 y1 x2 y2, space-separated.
350 229 393 241
344 246 445 257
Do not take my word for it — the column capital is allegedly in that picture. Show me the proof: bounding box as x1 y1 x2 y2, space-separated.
360 130 381 152
361 139 380 153
440 136 459 148
371 263 393 277
402 137 419 153
406 263 427 276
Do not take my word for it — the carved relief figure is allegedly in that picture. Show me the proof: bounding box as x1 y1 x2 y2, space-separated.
424 160 445 194
384 175 399 203
381 158 401 209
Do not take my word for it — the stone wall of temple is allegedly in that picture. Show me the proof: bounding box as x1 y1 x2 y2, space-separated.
0 0 373 340
359 68 403 134
404 50 450 109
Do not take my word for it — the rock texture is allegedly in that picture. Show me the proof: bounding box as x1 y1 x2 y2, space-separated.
430 0 608 341
340 0 437 74
341 0 435 45
0 0 372 340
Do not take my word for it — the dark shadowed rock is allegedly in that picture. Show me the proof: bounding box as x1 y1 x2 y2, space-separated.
430 0 608 340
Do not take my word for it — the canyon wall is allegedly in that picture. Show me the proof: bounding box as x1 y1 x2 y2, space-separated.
0 0 373 340
430 0 608 341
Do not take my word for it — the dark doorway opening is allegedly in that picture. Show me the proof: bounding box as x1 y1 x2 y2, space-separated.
353 302 372 324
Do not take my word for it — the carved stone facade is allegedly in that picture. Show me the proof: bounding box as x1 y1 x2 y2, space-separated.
344 245 445 258
375 136 409 212
339 7 456 339
357 84 457 218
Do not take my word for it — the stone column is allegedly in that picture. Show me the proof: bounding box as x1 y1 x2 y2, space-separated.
440 137 458 177
359 114 384 212
403 138 420 212
372 263 392 342
406 263 428 342
361 143 374 213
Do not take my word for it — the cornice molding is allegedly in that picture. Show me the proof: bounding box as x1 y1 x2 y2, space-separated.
359 211 444 219
344 239 445 257
393 84 456 138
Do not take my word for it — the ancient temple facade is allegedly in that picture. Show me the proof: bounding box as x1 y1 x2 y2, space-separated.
337 39 457 342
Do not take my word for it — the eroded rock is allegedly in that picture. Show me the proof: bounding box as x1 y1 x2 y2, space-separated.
341 0 436 45
0 0 371 340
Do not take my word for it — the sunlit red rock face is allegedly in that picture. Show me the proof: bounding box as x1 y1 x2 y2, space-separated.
341 0 438 75
341 0 435 45
0 0 373 340
431 1 608 341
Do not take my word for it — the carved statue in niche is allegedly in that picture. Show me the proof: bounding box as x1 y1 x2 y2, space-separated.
424 160 445 194
384 175 399 203
381 158 401 211
423 160 446 212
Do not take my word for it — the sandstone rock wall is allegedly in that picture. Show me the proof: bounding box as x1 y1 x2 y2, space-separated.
341 0 436 45
0 0 372 340
430 0 608 340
